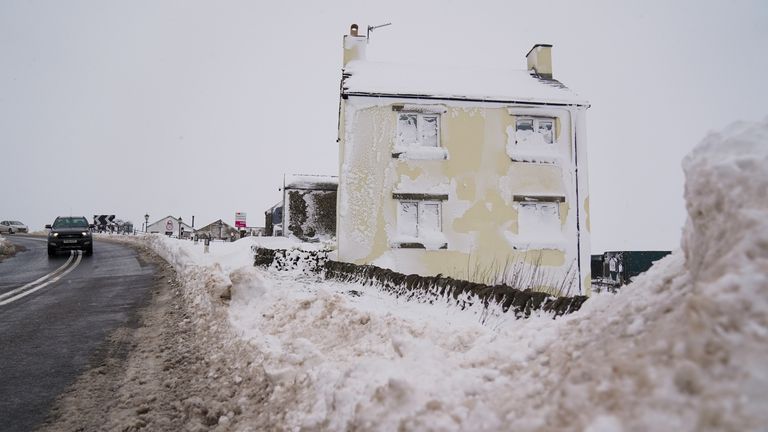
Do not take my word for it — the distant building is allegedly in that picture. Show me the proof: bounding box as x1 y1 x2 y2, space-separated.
264 201 283 236
263 174 338 241
248 227 266 237
594 251 672 285
336 24 591 293
196 219 238 240
147 215 193 238
283 174 337 241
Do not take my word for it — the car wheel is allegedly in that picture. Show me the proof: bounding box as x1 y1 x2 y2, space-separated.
47 246 56 257
84 246 93 256
8 228 14 235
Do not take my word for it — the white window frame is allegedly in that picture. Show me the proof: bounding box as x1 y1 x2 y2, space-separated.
396 112 441 148
515 116 555 145
397 200 442 239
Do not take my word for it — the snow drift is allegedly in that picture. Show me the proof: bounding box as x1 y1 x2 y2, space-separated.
139 119 768 431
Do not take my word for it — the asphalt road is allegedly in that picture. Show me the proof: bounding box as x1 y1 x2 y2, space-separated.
0 235 156 432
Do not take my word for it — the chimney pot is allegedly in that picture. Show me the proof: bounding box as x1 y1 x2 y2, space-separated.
350 24 359 36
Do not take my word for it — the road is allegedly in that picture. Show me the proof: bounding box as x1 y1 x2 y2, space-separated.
0 235 156 432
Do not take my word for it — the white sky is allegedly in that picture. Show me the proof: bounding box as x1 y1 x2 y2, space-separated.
1 0 766 252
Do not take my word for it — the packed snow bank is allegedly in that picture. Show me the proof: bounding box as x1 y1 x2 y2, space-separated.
0 235 15 258
137 119 768 431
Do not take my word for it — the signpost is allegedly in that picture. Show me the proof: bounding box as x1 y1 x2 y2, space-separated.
235 212 247 229
93 215 115 232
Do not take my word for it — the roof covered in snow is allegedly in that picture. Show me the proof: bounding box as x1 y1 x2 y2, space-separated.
284 174 339 191
342 60 588 106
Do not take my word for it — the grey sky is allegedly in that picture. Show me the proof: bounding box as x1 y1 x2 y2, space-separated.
1 0 766 252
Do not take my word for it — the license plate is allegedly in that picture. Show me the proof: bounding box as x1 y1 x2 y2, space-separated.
63 240 77 244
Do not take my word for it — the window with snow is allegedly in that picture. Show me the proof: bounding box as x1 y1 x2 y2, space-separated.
397 113 440 148
518 202 561 236
396 200 445 249
516 117 555 145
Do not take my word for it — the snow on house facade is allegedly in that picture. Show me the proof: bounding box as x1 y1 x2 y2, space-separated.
336 25 592 294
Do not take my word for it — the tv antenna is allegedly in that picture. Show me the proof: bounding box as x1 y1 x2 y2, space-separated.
367 22 392 41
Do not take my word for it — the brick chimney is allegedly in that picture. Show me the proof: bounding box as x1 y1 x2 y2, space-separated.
343 24 367 66
526 44 553 79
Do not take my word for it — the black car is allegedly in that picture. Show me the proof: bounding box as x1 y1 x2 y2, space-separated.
46 216 94 256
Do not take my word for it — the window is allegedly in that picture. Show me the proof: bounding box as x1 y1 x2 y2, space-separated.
516 117 555 145
395 200 445 248
398 201 441 237
397 113 440 147
518 202 561 235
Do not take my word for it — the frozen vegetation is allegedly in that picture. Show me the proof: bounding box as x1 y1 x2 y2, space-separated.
0 235 16 259
134 119 767 431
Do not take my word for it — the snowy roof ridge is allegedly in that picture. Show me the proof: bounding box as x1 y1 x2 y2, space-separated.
342 60 588 106
284 173 339 191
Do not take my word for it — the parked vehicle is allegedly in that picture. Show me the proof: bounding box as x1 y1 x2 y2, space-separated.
46 216 94 256
0 220 28 234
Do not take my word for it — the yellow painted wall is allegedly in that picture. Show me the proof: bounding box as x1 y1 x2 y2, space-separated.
338 99 586 294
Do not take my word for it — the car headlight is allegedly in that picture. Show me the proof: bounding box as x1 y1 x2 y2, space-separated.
82 232 89 237
51 233 59 238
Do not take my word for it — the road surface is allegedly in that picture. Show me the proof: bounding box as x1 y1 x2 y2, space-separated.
0 235 156 432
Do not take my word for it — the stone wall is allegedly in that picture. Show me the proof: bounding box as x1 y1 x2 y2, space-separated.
253 247 587 318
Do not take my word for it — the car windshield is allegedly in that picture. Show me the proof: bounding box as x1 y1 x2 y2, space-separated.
52 217 89 229
12 221 23 225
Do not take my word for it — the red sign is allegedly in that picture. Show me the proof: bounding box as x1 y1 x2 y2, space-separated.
235 212 246 228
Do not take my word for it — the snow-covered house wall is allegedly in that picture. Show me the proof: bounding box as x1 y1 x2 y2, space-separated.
282 174 338 242
336 25 592 294
146 215 193 238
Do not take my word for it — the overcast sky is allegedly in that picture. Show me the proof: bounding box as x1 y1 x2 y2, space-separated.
1 0 766 252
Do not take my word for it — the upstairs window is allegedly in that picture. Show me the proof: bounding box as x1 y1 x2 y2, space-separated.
516 117 555 145
397 113 440 148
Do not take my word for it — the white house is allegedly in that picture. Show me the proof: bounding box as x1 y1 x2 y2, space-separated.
146 215 193 238
336 24 591 294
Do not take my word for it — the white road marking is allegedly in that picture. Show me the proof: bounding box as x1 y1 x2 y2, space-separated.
0 252 75 301
0 251 83 306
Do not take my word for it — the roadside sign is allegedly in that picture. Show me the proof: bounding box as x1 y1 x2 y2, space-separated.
235 212 246 228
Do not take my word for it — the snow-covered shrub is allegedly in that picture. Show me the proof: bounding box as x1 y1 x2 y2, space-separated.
0 236 15 258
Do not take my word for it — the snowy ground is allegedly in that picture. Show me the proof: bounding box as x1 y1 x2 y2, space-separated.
83 119 767 431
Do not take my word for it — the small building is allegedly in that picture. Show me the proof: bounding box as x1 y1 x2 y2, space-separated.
282 174 338 241
264 201 283 236
263 174 338 241
336 24 591 293
196 219 239 241
596 251 672 285
248 227 266 237
146 215 193 238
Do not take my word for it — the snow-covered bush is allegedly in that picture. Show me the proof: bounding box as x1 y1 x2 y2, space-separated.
0 236 16 259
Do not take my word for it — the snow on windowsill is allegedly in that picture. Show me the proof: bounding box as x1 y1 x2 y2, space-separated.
504 231 567 251
506 144 563 164
392 145 449 161
390 233 448 250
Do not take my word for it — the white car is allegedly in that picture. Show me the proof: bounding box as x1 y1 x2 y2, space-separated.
0 220 28 234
